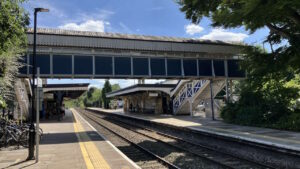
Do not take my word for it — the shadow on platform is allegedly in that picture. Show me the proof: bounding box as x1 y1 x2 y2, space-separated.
40 131 104 145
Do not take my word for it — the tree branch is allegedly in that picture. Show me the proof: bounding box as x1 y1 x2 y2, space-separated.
266 23 291 40
286 7 300 26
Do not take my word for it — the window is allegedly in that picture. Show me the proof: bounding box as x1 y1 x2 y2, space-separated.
53 55 72 74
29 54 50 74
183 59 197 76
95 56 112 75
228 60 245 77
74 55 93 75
167 59 181 76
133 58 149 76
151 58 166 76
213 60 225 76
198 60 212 76
114 57 131 75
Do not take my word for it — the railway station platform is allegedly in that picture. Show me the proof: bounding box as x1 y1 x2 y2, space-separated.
0 109 139 169
88 107 300 153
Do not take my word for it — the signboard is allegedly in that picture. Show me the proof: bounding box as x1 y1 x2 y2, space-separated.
37 78 43 87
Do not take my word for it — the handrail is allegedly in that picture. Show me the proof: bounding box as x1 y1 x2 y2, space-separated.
173 80 207 113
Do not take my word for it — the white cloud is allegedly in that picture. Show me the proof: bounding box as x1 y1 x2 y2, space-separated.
58 20 106 32
26 0 65 18
119 22 132 34
200 28 248 42
185 24 204 35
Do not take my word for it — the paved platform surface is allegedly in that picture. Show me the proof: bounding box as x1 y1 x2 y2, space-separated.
88 107 300 152
0 109 139 169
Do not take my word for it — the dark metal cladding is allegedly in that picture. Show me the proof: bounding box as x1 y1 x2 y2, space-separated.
53 55 72 75
74 55 93 75
213 60 225 77
183 59 197 76
228 60 245 77
198 60 212 76
95 56 113 75
133 57 149 76
29 54 50 74
151 58 166 76
167 59 182 76
114 57 131 75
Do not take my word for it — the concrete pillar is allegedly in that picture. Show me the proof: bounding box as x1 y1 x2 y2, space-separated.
189 99 193 116
123 98 128 112
209 80 215 120
225 78 229 103
155 97 162 114
138 79 145 84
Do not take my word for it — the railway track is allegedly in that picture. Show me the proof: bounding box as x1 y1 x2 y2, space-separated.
78 109 223 169
76 109 175 169
78 108 275 169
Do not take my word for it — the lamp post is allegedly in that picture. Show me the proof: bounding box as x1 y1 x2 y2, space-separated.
27 7 49 160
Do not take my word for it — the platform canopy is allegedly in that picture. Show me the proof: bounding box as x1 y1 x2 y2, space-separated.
107 84 176 98
18 28 245 79
43 83 89 99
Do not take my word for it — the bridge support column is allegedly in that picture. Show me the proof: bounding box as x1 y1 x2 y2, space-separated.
209 79 215 120
225 78 229 103
225 60 229 103
189 99 193 117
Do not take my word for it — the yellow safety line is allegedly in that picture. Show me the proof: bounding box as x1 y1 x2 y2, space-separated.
72 109 111 169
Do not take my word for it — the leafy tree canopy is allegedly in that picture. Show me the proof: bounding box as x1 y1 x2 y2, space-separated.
0 0 29 105
111 84 121 91
179 0 300 70
179 0 300 130
102 80 112 109
0 0 29 55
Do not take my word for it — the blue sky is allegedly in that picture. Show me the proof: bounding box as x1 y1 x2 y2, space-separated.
23 0 269 88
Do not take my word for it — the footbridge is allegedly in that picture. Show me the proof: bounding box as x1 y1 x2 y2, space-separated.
18 28 245 79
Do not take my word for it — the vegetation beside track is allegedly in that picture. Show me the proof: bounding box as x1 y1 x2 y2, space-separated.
65 81 120 108
179 0 300 131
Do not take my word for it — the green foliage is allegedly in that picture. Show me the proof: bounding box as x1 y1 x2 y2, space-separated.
111 84 121 91
220 47 300 130
64 87 102 108
179 0 300 130
179 0 300 70
65 81 120 109
0 0 29 105
0 0 29 55
0 96 7 109
102 80 112 109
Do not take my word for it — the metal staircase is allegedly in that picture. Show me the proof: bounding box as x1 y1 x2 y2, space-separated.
172 79 225 115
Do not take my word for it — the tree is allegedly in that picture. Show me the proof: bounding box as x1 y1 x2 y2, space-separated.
111 84 121 91
179 0 300 70
179 0 300 130
0 0 29 106
101 80 112 109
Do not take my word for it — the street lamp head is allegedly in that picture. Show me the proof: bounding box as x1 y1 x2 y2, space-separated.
34 8 49 13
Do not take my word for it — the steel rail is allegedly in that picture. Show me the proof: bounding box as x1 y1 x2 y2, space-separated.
88 109 275 169
80 110 180 169
107 115 276 169
85 111 235 169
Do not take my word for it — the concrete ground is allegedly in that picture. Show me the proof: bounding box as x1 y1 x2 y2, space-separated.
0 109 139 169
88 107 300 152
